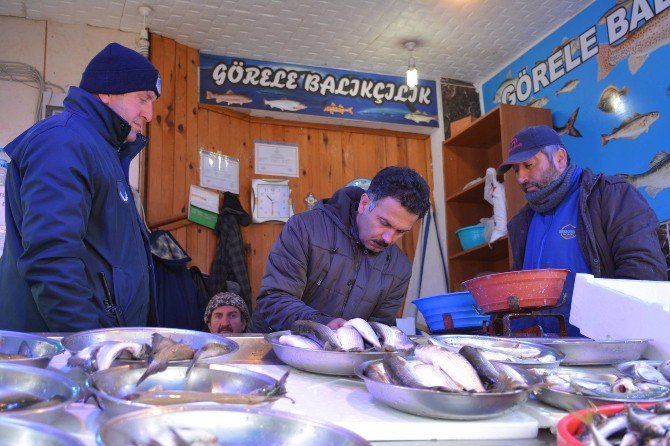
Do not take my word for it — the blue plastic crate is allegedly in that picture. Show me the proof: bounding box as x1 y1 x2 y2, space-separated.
413 292 490 332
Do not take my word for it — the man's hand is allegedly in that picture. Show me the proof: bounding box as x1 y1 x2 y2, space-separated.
326 318 347 330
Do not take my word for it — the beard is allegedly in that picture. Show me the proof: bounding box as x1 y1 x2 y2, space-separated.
522 162 561 193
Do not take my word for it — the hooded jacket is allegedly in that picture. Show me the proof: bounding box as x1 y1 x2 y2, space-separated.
251 187 411 332
509 168 666 280
0 86 156 332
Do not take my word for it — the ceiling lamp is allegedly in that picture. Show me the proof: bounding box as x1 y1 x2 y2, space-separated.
404 41 418 88
138 6 152 58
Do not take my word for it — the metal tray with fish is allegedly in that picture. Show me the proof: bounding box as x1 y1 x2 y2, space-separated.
429 334 564 368
533 367 670 412
0 363 80 423
615 360 670 385
61 327 239 367
521 337 649 365
87 363 287 417
354 359 535 420
97 405 371 446
0 330 64 368
0 417 85 446
266 330 393 375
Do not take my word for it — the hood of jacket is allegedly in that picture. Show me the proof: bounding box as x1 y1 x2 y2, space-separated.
317 186 364 238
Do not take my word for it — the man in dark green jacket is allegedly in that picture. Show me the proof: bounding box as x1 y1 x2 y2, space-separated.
251 166 430 333
500 125 666 336
0 43 161 331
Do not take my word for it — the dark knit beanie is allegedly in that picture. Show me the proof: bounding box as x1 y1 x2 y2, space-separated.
203 292 251 327
80 43 161 97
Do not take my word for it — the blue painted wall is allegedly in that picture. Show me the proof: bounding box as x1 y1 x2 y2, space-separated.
482 0 669 220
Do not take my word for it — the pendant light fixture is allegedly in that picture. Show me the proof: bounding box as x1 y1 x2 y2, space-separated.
138 6 152 58
404 41 418 88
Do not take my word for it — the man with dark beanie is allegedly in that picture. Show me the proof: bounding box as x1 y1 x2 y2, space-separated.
499 125 666 336
0 43 161 331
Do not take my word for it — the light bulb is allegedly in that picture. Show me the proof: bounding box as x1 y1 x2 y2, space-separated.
406 67 418 88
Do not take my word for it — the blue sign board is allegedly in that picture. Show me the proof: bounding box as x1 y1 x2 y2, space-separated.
199 53 439 128
481 0 670 220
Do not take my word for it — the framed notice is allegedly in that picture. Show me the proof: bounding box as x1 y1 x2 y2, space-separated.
188 185 220 229
199 149 240 194
254 140 299 177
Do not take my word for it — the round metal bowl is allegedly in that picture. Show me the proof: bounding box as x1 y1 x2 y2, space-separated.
615 360 669 384
522 337 650 365
354 359 533 420
98 405 371 446
265 330 391 376
0 363 80 423
534 368 670 412
0 416 85 446
0 330 64 368
61 327 239 366
87 364 283 417
430 334 565 368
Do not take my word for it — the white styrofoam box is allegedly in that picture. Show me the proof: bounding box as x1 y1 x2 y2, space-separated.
570 274 670 360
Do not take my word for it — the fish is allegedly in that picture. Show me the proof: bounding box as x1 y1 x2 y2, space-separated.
323 102 353 115
343 318 381 350
493 70 515 103
263 98 307 111
335 326 364 352
137 339 195 386
551 36 581 57
67 341 118 372
626 404 667 438
205 89 252 105
527 96 549 108
365 362 391 384
133 427 219 446
277 334 323 350
601 111 659 146
492 362 531 390
252 371 289 398
414 344 485 392
290 320 342 351
660 361 670 381
358 107 406 118
554 107 582 137
574 407 615 446
184 343 234 377
95 341 151 371
597 0 634 26
619 361 670 385
382 354 430 389
388 327 416 355
17 341 32 358
410 362 460 391
596 7 670 80
458 345 499 388
617 151 670 198
368 321 394 350
555 79 580 95
598 84 628 113
404 111 437 124
123 389 282 406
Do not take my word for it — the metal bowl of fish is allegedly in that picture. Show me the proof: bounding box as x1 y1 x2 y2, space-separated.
0 363 80 423
87 363 287 417
0 416 86 446
354 353 538 420
615 360 670 385
265 319 416 376
0 330 64 368
521 337 650 365
429 334 564 368
532 367 670 412
61 327 239 370
97 405 371 446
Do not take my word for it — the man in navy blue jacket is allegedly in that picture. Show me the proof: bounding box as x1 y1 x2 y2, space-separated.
499 125 666 336
0 43 161 331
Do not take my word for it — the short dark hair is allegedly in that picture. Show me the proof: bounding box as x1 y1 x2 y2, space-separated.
366 166 430 217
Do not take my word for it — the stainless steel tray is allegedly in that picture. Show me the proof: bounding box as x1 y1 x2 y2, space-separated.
615 360 670 384
522 337 649 365
430 334 564 368
265 330 391 376
97 405 371 446
0 330 64 368
355 359 533 420
534 367 670 411
0 417 85 446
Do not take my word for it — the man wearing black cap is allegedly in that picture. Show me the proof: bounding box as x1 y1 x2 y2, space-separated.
0 43 161 332
499 125 666 336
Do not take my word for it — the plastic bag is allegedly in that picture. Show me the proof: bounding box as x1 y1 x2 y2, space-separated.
484 167 507 244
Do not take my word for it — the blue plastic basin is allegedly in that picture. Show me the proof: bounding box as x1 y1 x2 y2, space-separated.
413 292 490 332
455 223 486 250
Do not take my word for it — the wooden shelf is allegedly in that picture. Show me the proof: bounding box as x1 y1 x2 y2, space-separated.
446 178 485 203
449 236 509 261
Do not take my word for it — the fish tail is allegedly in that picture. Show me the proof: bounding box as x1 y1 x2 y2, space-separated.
563 107 582 138
206 91 213 99
596 44 614 81
621 86 628 96
136 368 153 386
601 134 609 146
345 107 353 114
184 358 197 378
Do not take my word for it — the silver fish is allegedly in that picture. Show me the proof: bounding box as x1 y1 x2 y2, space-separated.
137 341 195 385
96 341 150 371
17 341 32 358
383 354 429 389
365 362 391 384
290 320 342 351
617 152 670 198
184 343 234 377
344 318 381 349
404 111 437 124
67 341 118 372
459 345 499 388
277 334 323 350
388 327 416 355
625 361 670 385
414 344 485 392
493 70 515 103
263 98 306 112
601 111 660 146
135 427 218 446
659 361 670 381
411 362 460 391
335 326 364 352
527 96 549 108
556 79 580 95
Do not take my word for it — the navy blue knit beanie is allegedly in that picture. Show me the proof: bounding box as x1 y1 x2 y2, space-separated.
80 43 161 97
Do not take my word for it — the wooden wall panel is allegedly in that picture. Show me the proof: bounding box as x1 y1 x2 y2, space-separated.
146 36 434 311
